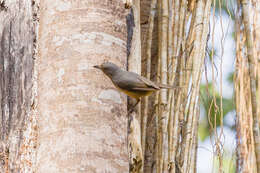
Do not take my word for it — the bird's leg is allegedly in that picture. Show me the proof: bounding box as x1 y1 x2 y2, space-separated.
128 99 140 115
132 99 140 110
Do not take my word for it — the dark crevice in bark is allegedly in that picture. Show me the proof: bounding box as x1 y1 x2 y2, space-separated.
126 8 135 66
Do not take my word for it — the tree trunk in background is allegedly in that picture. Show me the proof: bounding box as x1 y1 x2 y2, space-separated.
36 0 128 172
256 1 260 130
0 0 38 172
126 0 143 172
234 1 260 173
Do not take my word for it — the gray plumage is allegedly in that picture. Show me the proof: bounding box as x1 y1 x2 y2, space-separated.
94 62 173 100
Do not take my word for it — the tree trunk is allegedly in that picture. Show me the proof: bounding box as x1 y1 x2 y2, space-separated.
36 0 128 172
0 0 37 172
234 1 260 172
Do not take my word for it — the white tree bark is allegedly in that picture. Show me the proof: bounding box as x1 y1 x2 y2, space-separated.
36 0 128 172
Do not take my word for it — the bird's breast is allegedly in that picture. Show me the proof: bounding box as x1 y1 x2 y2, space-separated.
112 85 153 99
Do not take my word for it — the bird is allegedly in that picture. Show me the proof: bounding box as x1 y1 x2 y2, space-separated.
94 62 176 113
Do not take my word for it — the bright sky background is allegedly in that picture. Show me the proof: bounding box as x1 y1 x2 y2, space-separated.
197 12 236 173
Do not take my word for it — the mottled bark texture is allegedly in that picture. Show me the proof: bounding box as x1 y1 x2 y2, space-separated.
36 0 128 172
0 0 37 172
235 1 260 172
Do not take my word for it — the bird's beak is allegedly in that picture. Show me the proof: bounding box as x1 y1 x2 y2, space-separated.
93 65 101 69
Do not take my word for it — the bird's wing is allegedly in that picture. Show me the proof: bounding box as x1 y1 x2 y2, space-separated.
137 73 177 89
113 71 159 91
137 75 160 90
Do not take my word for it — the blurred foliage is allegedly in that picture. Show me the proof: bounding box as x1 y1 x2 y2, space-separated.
197 1 237 172
227 72 234 84
214 0 236 20
199 83 235 141
198 0 237 141
213 154 236 173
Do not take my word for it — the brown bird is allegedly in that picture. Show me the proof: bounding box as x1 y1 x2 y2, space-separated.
94 62 175 112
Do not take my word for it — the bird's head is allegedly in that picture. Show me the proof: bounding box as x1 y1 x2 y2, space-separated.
94 62 120 78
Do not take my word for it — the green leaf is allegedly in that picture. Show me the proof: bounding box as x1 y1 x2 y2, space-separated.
227 72 234 84
198 119 210 141
199 83 235 138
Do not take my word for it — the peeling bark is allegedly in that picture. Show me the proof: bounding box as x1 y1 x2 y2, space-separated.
241 1 260 171
0 0 37 172
235 1 260 172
